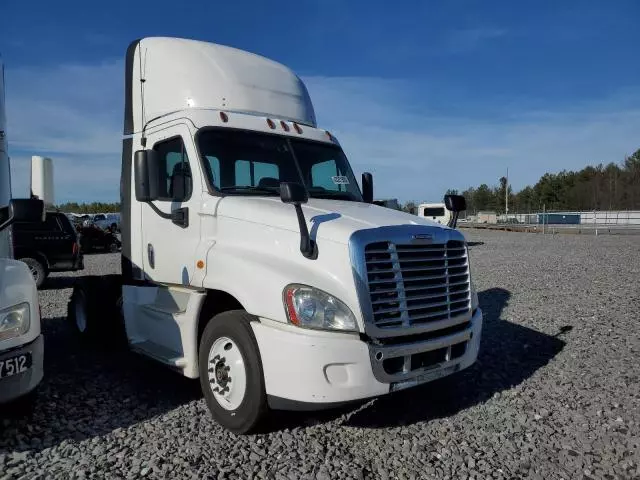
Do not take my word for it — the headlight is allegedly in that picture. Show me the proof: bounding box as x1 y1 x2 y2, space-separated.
471 280 479 310
283 285 358 332
0 302 30 341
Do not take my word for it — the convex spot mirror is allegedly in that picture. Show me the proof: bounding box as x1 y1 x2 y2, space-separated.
444 194 466 213
362 172 373 203
280 182 308 204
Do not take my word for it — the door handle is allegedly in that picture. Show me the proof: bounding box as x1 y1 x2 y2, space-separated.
147 243 155 269
171 207 189 228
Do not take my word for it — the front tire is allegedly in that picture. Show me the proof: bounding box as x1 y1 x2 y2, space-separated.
198 310 268 434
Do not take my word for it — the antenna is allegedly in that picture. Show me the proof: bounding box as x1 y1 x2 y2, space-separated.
139 47 147 147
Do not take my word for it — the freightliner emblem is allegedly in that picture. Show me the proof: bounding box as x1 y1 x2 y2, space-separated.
411 233 433 243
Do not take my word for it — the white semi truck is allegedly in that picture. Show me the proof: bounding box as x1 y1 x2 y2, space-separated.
0 58 47 405
69 37 483 434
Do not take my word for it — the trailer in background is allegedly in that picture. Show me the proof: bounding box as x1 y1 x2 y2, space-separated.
537 213 580 225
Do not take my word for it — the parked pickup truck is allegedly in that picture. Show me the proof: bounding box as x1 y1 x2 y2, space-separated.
12 211 84 287
92 213 121 233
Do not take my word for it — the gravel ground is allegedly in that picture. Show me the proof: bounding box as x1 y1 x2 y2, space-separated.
1 230 639 479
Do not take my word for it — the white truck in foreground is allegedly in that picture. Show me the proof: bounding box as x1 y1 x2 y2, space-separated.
69 37 483 434
0 58 47 405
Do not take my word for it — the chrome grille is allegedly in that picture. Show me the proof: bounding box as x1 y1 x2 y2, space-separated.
364 240 471 330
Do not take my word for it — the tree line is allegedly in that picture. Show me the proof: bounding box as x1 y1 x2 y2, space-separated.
56 148 640 215
55 202 121 214
458 148 640 213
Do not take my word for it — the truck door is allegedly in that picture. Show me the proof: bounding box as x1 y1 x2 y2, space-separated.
139 123 202 286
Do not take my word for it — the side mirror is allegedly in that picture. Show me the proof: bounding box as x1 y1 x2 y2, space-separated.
444 194 466 213
134 150 160 202
362 172 373 203
280 182 315 259
444 194 466 229
280 182 308 205
0 199 45 232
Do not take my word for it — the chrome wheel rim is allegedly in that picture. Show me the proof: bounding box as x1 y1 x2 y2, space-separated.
207 336 247 411
28 264 39 282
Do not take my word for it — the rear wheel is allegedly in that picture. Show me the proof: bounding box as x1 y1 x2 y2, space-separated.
20 257 47 288
198 310 267 434
68 275 125 345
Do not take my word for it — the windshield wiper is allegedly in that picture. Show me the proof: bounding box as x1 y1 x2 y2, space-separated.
220 186 280 195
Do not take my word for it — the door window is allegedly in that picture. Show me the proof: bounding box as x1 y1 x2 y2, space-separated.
423 207 446 217
15 214 60 232
153 137 193 201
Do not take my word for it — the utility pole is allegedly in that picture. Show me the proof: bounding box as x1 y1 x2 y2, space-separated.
505 167 509 218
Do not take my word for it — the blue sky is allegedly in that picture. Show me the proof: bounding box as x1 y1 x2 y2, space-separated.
2 0 639 204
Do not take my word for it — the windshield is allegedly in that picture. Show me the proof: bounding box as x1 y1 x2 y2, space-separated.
197 130 363 202
423 207 446 217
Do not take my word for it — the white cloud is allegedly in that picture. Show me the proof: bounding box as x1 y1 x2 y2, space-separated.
5 60 640 205
305 76 640 203
10 154 120 203
6 60 123 155
6 60 123 202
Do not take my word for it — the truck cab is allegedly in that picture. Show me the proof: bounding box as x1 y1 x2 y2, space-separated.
70 37 483 434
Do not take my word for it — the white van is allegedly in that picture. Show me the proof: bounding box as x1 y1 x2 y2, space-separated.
418 203 452 225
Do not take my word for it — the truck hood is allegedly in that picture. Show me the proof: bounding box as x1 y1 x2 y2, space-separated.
217 197 450 244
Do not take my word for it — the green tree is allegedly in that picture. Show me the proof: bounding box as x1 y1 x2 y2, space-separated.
403 201 417 214
461 147 640 212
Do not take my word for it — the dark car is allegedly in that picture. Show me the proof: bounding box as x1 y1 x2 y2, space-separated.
76 224 121 253
12 211 84 287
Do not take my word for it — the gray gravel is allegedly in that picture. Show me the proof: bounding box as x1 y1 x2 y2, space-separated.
1 231 639 479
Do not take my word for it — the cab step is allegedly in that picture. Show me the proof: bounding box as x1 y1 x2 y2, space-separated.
130 340 186 368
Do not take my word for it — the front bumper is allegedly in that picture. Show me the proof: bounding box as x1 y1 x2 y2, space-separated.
252 308 482 409
0 334 44 403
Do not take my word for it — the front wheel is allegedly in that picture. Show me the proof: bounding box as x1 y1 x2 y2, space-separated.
198 310 268 434
20 257 47 288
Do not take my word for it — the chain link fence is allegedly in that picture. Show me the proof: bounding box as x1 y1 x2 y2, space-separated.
461 210 640 234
